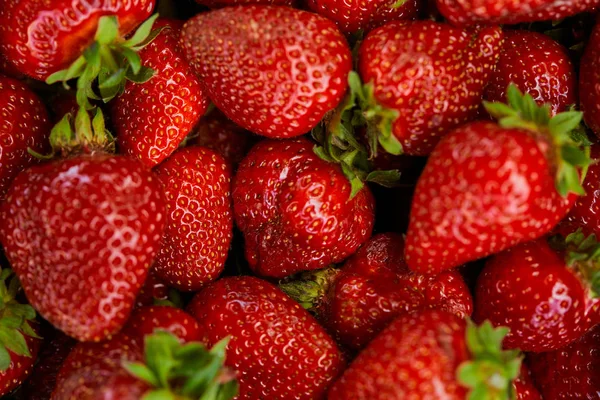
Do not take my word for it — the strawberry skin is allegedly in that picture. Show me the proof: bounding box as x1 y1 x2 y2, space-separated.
195 0 294 7
111 19 209 168
123 305 202 342
514 365 542 400
0 154 166 342
187 276 345 400
153 147 233 291
0 0 155 81
580 20 600 138
134 269 169 308
181 5 352 139
358 21 503 155
232 138 374 278
0 335 41 397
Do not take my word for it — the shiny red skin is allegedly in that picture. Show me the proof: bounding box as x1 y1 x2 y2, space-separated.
0 334 41 397
484 30 576 116
0 75 50 200
180 5 352 139
194 0 294 7
153 147 233 291
581 21 600 138
474 238 598 352
112 20 208 168
405 121 576 274
134 269 169 308
514 365 542 400
0 0 155 81
0 154 166 342
358 21 503 156
187 276 345 400
123 305 202 342
528 324 600 399
232 138 375 278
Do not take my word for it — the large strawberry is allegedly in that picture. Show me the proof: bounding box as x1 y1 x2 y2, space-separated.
405 85 589 274
580 20 600 138
180 5 352 139
232 138 374 278
153 146 233 291
187 276 345 399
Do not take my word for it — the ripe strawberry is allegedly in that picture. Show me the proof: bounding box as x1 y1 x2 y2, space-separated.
153 146 233 291
328 310 526 399
134 269 169 309
232 138 374 278
180 5 352 139
484 30 577 116
111 19 209 168
123 305 202 342
0 75 51 200
405 85 588 274
194 0 293 7
0 54 23 79
354 21 502 156
580 20 600 138
281 233 473 350
187 276 345 400
514 365 543 400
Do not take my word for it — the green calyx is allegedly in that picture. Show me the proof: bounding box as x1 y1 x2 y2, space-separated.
391 0 408 8
553 229 600 298
0 267 41 371
46 14 162 109
124 332 238 400
457 320 522 400
484 84 590 197
279 267 340 311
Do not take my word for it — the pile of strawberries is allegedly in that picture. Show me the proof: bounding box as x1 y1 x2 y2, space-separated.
0 0 599 398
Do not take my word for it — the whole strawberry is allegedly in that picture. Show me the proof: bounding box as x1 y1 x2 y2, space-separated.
232 138 374 278
181 5 352 139
187 276 345 400
580 20 600 138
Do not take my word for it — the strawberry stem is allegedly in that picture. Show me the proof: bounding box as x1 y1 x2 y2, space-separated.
279 267 340 311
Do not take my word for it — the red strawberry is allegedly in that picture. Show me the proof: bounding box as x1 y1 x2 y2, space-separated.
232 138 374 278
281 233 473 350
484 30 577 116
153 146 233 291
195 0 294 7
180 5 352 139
514 365 542 400
405 86 588 274
134 269 169 309
354 21 502 156
0 75 51 200
580 20 600 138
123 305 202 342
187 276 345 400
0 54 23 79
111 19 209 168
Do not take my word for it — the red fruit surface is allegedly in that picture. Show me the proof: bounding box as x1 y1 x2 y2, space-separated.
195 0 294 7
187 276 345 400
358 21 503 155
514 365 542 400
0 154 166 342
181 5 352 139
134 269 169 308
232 138 375 278
153 147 232 291
405 121 576 274
580 21 600 138
123 305 202 343
0 334 41 397
0 54 23 79
0 0 155 81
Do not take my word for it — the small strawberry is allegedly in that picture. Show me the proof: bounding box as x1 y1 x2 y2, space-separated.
580 20 600 138
232 138 374 278
123 305 202 343
405 85 589 274
180 5 352 139
187 276 345 400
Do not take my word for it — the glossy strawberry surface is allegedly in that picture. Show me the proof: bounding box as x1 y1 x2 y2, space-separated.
514 365 542 400
580 20 600 138
0 335 41 397
134 269 169 308
123 305 202 342
194 0 294 7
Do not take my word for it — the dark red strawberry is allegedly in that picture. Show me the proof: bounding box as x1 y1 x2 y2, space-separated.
195 0 294 7
0 54 23 79
134 269 169 309
48 91 80 123
232 138 374 278
405 85 588 274
580 20 600 138
514 365 542 400
180 5 352 139
153 146 232 291
123 305 202 342
187 276 345 400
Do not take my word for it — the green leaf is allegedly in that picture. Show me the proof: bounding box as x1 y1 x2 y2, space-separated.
145 331 180 388
20 322 41 339
0 316 23 329
562 145 590 167
126 65 155 84
122 48 142 75
391 0 408 7
142 389 177 400
95 16 120 45
9 304 36 321
123 14 160 48
365 170 401 187
549 111 584 137
377 130 403 155
0 327 30 357
483 101 519 120
0 346 10 371
123 362 160 387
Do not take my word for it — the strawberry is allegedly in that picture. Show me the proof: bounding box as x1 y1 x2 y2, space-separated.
0 75 51 200
405 85 589 274
0 108 166 342
194 0 294 7
187 276 345 399
123 305 202 343
473 232 599 352
153 146 233 291
0 54 23 79
111 19 209 168
134 269 169 309
232 138 374 278
280 233 473 350
580 20 600 138
514 365 542 400
180 5 352 139
354 21 502 156
484 30 577 116
328 310 526 399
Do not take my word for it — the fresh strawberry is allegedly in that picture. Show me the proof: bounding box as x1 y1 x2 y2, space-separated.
194 0 294 7
153 146 233 291
123 305 202 342
354 21 502 156
180 5 352 139
580 20 600 138
187 276 345 399
232 138 374 278
281 233 473 350
111 19 209 168
134 269 169 309
405 85 588 274
0 54 23 79
484 30 577 116
514 365 542 400
0 75 51 200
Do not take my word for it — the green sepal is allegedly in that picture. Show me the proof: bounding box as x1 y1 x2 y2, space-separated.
391 0 408 7
279 267 340 311
553 229 600 298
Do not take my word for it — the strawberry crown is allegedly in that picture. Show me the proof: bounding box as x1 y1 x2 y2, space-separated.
279 267 340 311
0 267 40 371
457 320 522 400
124 331 238 400
484 84 591 197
